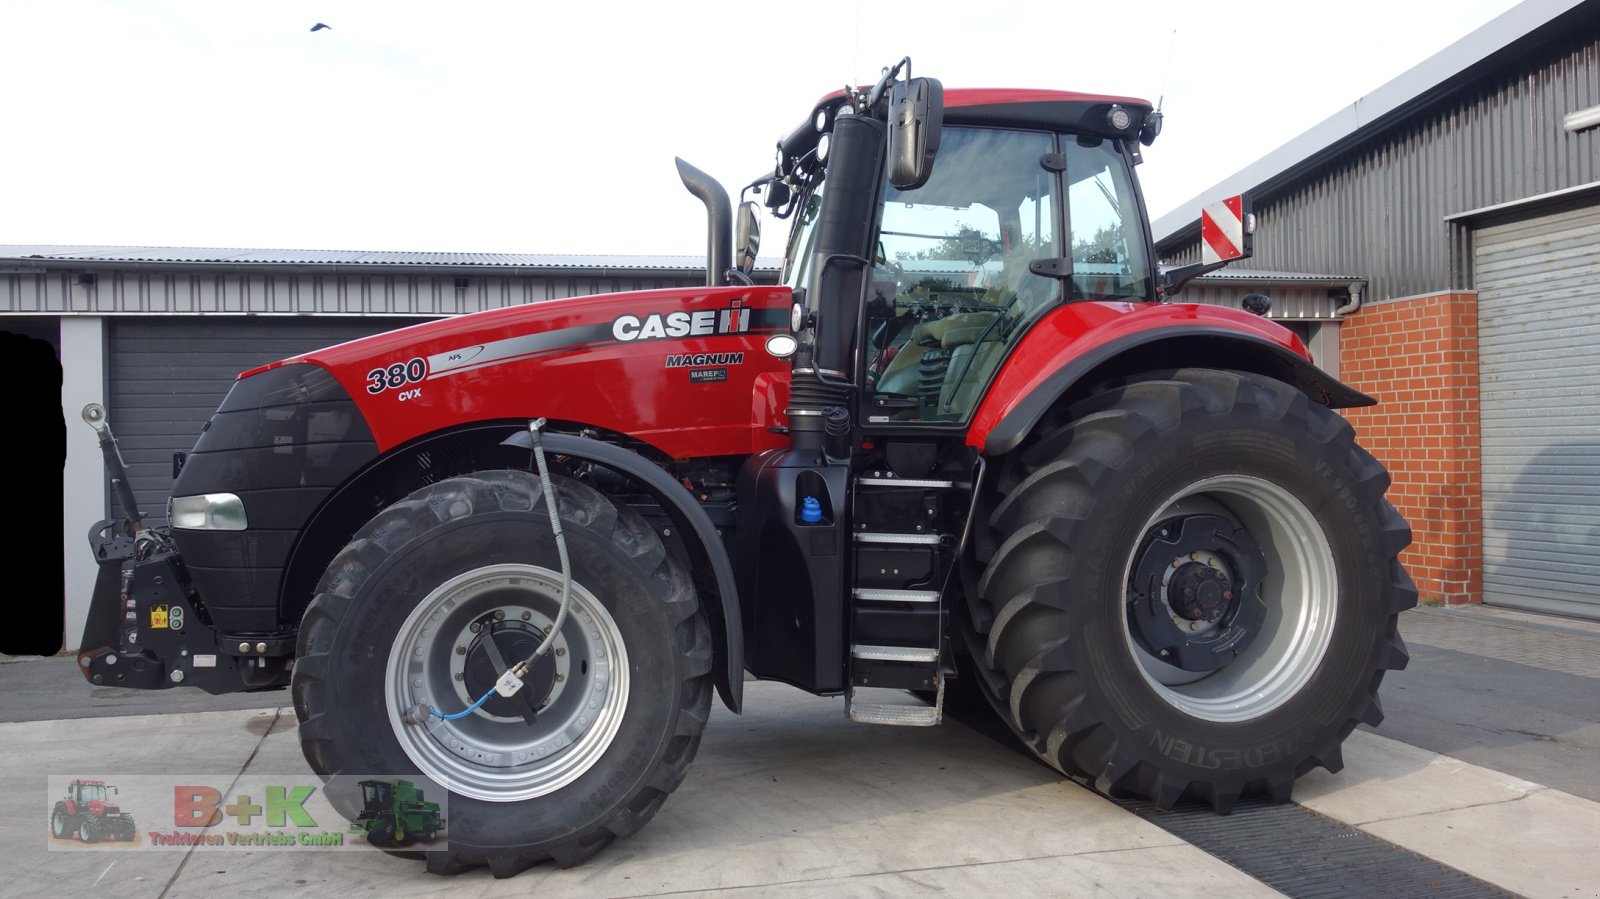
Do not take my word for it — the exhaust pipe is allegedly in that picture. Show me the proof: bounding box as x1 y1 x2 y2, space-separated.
675 158 732 287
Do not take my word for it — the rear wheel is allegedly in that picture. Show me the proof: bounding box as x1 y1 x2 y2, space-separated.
962 370 1416 811
293 470 713 876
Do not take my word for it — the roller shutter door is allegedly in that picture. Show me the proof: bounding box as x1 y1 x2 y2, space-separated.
106 317 429 524
1476 201 1600 620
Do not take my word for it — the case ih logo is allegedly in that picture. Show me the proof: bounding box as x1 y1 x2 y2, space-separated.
612 302 752 342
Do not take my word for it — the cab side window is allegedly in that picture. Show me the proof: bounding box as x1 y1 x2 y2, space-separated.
865 127 1059 423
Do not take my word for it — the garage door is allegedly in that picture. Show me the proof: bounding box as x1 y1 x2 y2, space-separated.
107 317 429 524
1476 201 1600 620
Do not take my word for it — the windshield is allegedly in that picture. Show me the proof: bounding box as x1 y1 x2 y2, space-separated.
780 176 825 290
79 784 107 801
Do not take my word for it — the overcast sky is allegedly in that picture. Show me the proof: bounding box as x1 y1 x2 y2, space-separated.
3 0 1523 257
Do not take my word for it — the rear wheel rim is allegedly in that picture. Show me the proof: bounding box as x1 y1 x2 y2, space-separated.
385 563 630 801
1122 475 1338 723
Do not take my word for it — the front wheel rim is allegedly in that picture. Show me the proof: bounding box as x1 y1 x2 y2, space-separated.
385 563 630 802
1122 475 1339 723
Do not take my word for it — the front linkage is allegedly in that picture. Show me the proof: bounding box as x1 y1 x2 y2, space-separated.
76 404 291 694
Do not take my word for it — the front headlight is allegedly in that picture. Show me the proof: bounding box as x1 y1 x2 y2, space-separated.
169 494 248 531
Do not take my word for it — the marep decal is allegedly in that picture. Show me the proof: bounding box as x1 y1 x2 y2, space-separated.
613 302 751 342
687 368 728 384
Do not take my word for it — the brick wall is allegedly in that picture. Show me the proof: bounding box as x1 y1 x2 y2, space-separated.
1339 291 1480 605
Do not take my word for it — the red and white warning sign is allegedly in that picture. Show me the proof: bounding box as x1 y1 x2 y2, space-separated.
1200 195 1249 265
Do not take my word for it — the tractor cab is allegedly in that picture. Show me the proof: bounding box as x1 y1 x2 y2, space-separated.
786 116 1154 424
71 781 109 805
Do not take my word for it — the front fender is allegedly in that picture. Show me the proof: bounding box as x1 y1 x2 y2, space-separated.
970 302 1373 455
502 430 744 713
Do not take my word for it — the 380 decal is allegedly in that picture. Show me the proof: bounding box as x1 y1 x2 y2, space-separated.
365 357 428 395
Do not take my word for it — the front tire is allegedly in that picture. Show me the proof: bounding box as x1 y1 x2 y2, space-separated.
50 805 74 840
293 470 713 876
963 370 1416 811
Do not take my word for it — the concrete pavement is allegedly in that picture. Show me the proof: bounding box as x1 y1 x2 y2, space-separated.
5 604 1600 897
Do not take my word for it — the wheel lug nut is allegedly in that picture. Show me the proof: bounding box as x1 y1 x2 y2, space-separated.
554 673 565 682
555 647 566 656
454 673 464 681
469 623 482 634
494 610 505 620
521 611 531 621
544 625 554 635
455 645 466 655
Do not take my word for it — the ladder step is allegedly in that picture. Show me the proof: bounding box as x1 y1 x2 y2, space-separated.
857 477 957 488
852 588 939 604
853 532 941 545
847 685 942 727
852 645 938 663
848 702 940 726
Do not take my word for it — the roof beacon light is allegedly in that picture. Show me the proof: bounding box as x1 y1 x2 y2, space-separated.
1107 105 1132 131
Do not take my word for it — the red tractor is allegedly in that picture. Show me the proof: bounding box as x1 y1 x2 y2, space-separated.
77 59 1414 877
51 779 136 843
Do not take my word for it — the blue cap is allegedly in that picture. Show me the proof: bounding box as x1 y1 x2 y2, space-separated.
800 496 823 523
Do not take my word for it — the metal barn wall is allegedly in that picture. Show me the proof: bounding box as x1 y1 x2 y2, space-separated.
1159 23 1599 301
0 270 702 316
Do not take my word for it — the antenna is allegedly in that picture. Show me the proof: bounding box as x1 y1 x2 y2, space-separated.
1156 28 1177 112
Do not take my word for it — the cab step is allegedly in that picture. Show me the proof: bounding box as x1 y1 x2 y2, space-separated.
847 683 942 726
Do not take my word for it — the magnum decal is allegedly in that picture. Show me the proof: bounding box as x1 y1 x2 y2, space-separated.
612 301 752 342
665 353 745 368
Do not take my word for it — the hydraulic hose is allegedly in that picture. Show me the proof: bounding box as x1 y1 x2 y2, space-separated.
411 418 574 724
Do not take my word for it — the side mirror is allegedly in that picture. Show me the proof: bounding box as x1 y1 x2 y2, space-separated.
887 76 943 190
735 201 761 274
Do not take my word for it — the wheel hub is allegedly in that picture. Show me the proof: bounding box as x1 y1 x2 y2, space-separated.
1128 514 1268 672
461 620 557 719
1169 561 1232 622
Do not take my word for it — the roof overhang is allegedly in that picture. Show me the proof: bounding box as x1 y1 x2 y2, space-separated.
1153 0 1596 250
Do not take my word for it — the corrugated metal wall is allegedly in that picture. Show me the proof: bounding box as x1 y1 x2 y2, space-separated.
0 270 703 316
1476 200 1600 620
1160 27 1598 300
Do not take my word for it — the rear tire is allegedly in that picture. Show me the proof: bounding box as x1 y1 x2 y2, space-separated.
962 370 1416 811
293 470 713 875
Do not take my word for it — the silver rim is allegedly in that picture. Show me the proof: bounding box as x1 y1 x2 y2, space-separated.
1123 475 1338 723
385 563 629 801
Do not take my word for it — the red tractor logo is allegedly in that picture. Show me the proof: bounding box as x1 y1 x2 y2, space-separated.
51 779 137 843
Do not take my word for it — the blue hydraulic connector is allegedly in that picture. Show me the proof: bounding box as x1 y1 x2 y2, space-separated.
800 496 823 523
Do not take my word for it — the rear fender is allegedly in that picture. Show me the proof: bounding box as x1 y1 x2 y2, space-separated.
970 303 1372 455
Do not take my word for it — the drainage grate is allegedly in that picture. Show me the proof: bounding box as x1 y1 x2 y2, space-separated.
1119 797 1512 899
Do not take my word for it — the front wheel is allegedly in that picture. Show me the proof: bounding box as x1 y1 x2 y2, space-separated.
293 470 713 876
50 806 74 840
963 370 1416 811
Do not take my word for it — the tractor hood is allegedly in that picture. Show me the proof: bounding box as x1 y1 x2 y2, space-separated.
256 284 795 458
